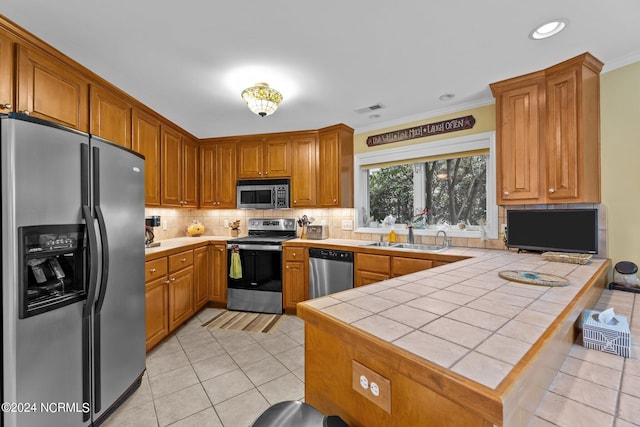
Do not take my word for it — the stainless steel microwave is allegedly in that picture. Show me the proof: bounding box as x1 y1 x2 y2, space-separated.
236 179 290 209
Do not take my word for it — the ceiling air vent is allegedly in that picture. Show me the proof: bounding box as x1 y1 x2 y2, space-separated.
354 103 385 114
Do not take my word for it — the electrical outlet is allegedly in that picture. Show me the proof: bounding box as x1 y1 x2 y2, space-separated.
162 220 168 231
341 220 353 230
223 219 229 228
352 360 391 413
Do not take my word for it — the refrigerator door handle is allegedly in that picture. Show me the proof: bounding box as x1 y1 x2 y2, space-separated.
93 146 110 315
81 204 98 422
93 205 109 414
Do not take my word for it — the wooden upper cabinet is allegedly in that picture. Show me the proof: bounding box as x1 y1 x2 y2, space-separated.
237 139 263 178
0 30 14 113
183 137 199 207
237 137 291 178
161 126 183 206
90 85 131 148
490 52 603 205
200 142 237 208
492 74 544 203
291 133 318 207
16 45 89 131
318 125 354 207
264 137 291 177
545 55 602 203
132 109 161 206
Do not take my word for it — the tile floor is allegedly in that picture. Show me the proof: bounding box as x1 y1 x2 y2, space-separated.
103 308 306 427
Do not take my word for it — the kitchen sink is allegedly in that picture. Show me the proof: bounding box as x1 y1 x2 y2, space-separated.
361 241 397 247
360 241 447 252
391 243 447 252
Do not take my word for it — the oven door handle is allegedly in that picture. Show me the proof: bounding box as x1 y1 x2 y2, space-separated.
227 244 282 252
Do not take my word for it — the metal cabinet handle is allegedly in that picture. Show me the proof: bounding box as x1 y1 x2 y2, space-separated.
333 199 337 203
1 103 11 110
548 188 555 193
150 268 157 273
503 191 510 196
21 110 30 115
170 278 176 282
292 252 296 257
181 258 186 262
165 280 171 284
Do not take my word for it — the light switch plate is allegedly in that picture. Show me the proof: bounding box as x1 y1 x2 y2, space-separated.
341 220 353 230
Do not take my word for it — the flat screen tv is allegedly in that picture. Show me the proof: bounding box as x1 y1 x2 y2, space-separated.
506 209 598 254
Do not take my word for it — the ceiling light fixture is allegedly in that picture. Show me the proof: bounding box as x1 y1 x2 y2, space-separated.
439 93 455 101
529 19 568 40
241 82 283 117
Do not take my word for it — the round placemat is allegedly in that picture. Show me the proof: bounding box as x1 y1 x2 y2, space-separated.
498 270 569 287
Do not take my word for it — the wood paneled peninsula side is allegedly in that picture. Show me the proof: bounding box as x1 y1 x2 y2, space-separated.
297 249 610 427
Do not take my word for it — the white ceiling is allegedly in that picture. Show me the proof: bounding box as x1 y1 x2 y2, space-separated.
2 1 639 139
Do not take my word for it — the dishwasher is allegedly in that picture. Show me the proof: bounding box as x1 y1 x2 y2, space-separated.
309 248 354 299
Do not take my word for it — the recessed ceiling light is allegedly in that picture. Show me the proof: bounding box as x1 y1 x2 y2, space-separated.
529 19 568 40
368 114 381 119
439 93 455 101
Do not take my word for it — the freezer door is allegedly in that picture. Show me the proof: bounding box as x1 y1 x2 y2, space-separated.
1 116 91 426
90 137 145 422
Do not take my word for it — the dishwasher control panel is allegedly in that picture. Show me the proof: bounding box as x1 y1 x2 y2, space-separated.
309 248 354 262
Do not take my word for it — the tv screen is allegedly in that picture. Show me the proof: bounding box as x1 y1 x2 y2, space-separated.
506 209 598 254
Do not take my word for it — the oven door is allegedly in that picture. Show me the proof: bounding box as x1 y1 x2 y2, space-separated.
227 244 282 291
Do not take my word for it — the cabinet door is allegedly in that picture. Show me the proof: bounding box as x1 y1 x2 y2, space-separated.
132 109 161 205
291 135 317 207
168 266 194 332
237 140 263 178
194 246 209 310
264 137 291 177
284 261 305 310
216 142 237 208
200 145 217 207
494 80 543 204
145 276 169 351
391 257 433 277
16 45 89 131
356 270 390 287
183 137 199 207
209 244 227 304
0 31 14 113
90 85 131 148
318 130 340 206
545 68 579 201
161 126 183 206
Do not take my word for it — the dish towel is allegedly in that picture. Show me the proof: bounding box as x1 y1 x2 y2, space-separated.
229 245 243 279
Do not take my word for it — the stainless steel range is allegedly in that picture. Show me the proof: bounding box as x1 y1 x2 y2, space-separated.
226 218 297 314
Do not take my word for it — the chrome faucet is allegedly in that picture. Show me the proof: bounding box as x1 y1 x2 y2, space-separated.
436 230 448 247
407 224 414 244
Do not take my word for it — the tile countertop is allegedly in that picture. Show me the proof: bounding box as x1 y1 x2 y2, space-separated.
144 236 229 259
301 250 610 388
298 250 640 426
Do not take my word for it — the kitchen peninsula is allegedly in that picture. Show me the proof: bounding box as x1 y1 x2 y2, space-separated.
297 249 611 427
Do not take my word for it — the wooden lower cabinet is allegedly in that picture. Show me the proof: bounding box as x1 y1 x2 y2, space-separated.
283 246 306 312
145 257 169 351
391 257 433 277
168 250 194 332
209 244 227 304
194 246 209 311
355 253 390 287
145 277 169 351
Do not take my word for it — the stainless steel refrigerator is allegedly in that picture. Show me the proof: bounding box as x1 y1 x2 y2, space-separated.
1 113 146 426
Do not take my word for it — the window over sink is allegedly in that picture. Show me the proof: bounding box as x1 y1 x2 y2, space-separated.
354 131 498 240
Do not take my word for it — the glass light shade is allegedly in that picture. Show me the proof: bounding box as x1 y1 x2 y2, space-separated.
241 82 283 117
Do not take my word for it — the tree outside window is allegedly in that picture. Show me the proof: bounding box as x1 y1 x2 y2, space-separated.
367 154 487 228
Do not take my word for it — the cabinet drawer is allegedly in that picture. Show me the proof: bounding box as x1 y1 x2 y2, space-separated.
356 253 390 274
169 250 194 272
284 247 305 262
145 258 168 282
392 257 433 277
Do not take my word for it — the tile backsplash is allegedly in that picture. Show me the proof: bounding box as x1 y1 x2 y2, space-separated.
145 203 606 256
